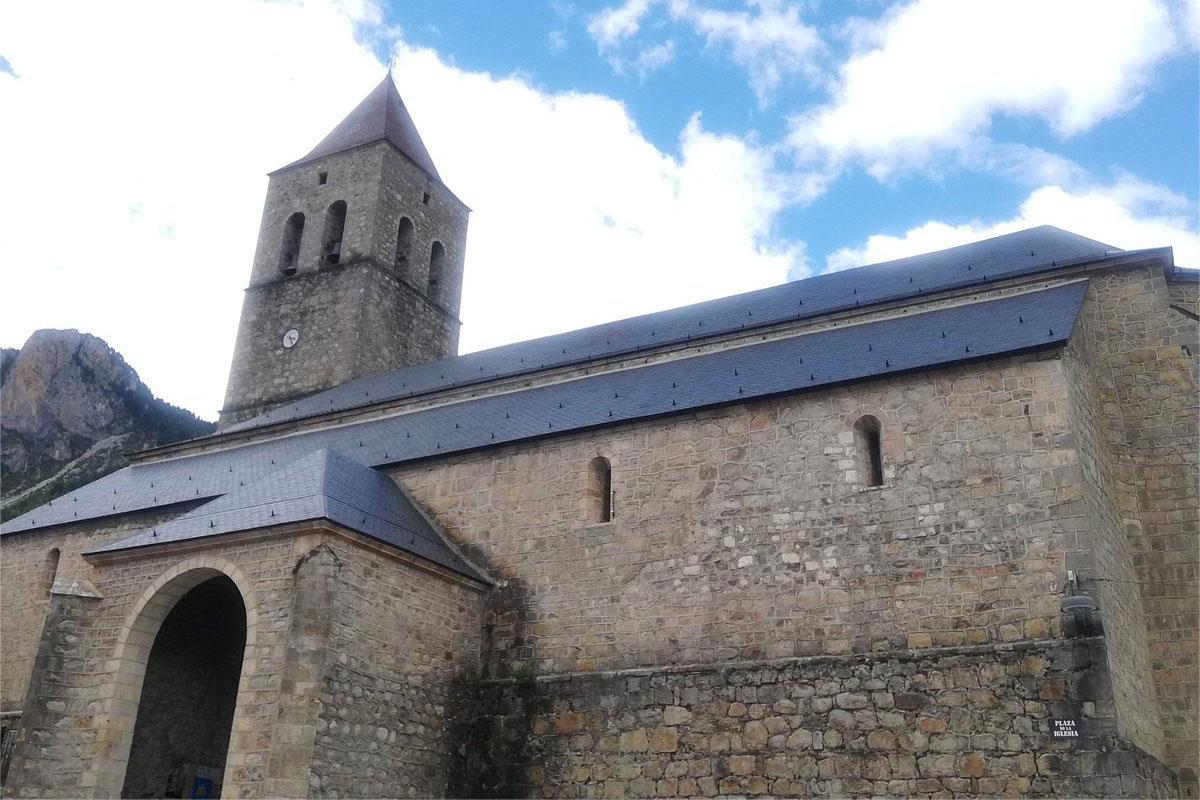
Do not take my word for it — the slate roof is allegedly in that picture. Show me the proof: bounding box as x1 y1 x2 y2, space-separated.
2 281 1090 539
276 73 442 180
86 449 488 582
225 225 1118 434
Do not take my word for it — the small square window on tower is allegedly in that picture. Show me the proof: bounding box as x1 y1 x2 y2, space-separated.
422 191 430 205
318 171 328 185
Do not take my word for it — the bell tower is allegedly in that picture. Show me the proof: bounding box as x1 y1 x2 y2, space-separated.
219 74 469 426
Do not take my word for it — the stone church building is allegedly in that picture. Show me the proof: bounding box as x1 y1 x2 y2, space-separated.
1 75 1197 799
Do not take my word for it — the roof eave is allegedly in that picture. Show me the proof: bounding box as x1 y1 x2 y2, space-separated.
82 516 493 587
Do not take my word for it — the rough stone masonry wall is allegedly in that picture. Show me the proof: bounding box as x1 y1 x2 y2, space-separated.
1074 268 1199 793
1062 290 1163 762
454 639 1178 798
309 535 484 798
394 351 1078 677
0 506 200 714
223 265 378 420
375 144 469 317
221 259 459 425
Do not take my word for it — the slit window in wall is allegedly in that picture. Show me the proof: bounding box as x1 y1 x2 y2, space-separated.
317 171 328 185
279 212 304 276
587 456 612 523
322 200 347 265
422 191 430 205
395 216 414 275
428 241 445 300
43 548 61 597
854 415 884 487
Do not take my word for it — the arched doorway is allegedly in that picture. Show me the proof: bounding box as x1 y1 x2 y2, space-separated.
120 575 247 799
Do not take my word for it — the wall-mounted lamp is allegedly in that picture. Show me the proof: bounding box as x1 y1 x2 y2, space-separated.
1061 570 1100 636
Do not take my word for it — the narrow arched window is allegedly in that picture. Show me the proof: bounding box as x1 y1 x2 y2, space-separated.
587 456 612 523
395 216 414 276
854 415 884 487
322 200 347 265
43 548 61 597
428 241 445 301
279 213 304 276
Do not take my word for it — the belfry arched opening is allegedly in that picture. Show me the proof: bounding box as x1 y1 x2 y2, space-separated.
120 575 246 799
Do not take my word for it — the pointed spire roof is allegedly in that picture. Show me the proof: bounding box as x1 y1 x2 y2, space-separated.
277 73 442 180
89 449 489 584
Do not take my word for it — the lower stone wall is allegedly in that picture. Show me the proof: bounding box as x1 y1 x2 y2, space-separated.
454 638 1179 798
310 663 459 798
306 536 485 799
2 592 93 799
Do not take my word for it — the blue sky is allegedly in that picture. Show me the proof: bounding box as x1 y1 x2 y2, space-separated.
384 0 1198 267
0 0 1196 418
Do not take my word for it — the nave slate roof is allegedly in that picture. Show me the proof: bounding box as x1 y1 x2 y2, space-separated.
87 449 488 583
226 225 1117 433
276 73 442 180
2 281 1089 537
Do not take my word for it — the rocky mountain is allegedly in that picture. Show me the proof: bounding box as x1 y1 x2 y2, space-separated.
1 330 215 521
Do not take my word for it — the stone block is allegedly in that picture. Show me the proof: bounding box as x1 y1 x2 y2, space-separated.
648 727 679 753
619 728 649 753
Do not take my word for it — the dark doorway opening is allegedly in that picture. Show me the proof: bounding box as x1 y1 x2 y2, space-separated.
121 576 246 799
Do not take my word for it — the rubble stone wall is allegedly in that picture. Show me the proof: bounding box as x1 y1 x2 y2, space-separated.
1072 269 1199 793
309 535 485 798
454 639 1178 799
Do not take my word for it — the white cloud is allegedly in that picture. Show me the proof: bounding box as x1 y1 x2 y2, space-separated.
588 0 654 49
587 0 821 100
632 40 678 74
1180 0 1200 44
791 0 1178 178
673 0 822 103
825 178 1200 271
0 0 798 419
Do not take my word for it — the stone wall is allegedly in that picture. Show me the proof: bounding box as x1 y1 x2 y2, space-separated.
393 350 1077 677
1072 269 1199 793
454 639 1177 798
2 524 485 800
0 505 202 714
2 590 94 797
220 259 460 425
308 534 485 798
1167 279 1198 318
1063 288 1162 761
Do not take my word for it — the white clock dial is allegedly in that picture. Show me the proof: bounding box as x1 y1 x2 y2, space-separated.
282 329 300 349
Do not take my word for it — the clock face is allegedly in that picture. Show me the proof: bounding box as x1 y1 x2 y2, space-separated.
282 328 300 349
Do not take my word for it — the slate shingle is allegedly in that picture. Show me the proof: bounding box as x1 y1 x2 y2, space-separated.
1 281 1090 538
276 73 442 180
87 449 489 583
